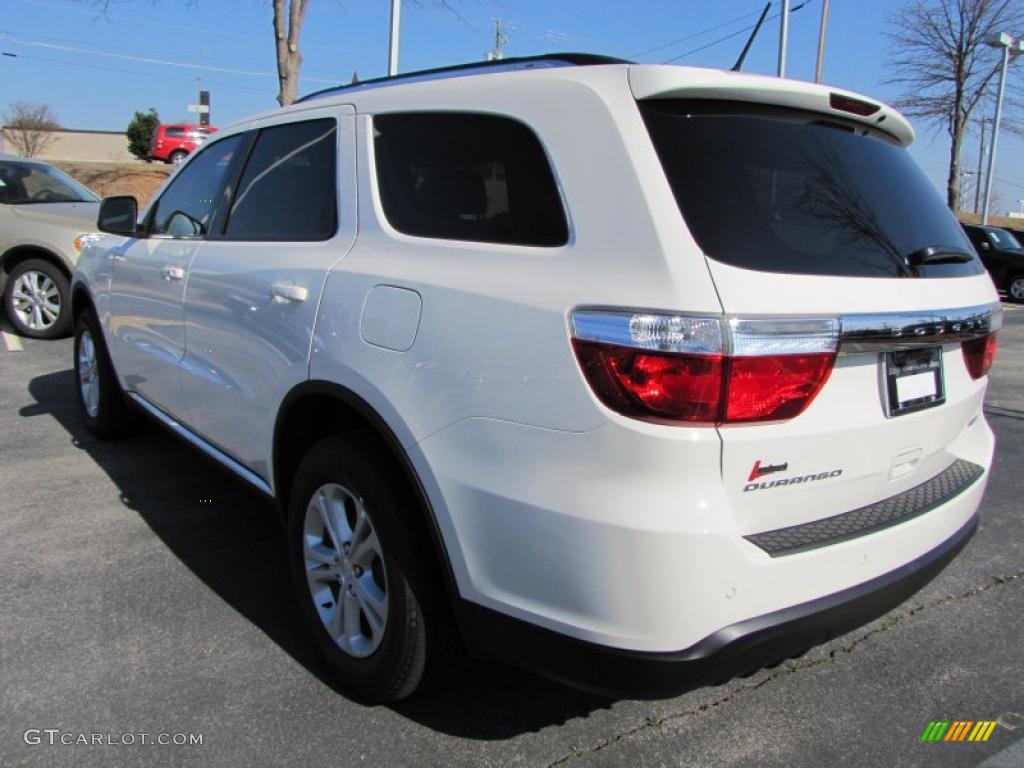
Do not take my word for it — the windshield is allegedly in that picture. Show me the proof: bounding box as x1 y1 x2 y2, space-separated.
640 100 983 279
0 161 99 205
988 227 1022 250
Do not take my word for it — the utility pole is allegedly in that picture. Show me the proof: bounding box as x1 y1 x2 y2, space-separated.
777 0 791 77
487 19 507 61
975 117 988 214
814 0 830 83
388 0 401 76
981 35 1022 224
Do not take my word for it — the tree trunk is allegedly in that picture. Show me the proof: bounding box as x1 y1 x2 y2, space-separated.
947 124 964 211
273 0 307 107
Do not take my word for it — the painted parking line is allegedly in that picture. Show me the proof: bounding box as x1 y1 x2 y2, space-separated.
1 331 23 352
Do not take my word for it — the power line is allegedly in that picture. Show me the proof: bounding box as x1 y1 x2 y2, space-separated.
0 32 338 83
662 1 811 64
0 50 275 94
629 5 768 59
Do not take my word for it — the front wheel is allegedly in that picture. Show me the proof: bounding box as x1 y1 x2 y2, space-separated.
74 310 135 438
3 259 71 339
1007 274 1024 303
287 436 455 702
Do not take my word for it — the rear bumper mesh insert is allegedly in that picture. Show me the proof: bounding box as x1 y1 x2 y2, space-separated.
745 459 984 557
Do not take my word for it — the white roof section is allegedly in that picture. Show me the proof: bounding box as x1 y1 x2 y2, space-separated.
219 58 914 147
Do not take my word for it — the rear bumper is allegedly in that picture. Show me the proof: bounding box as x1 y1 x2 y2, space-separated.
459 513 977 699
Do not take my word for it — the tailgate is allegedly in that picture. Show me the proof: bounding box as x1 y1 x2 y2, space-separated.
635 91 1000 537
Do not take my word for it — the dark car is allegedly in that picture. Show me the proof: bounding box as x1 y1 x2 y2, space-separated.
962 223 1024 301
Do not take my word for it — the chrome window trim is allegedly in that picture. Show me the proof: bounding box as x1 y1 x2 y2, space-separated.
838 302 1001 355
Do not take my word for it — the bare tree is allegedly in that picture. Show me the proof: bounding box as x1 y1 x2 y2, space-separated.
887 0 1024 210
2 102 61 158
273 0 309 106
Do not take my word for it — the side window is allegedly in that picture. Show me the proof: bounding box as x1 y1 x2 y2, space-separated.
149 134 243 237
373 112 569 247
224 118 337 241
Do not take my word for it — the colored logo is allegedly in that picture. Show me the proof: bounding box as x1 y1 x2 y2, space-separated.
748 460 788 482
921 720 998 742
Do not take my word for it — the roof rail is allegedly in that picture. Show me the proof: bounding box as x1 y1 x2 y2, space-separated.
295 53 632 104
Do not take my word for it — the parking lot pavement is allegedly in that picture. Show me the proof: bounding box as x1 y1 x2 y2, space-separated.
1 310 1022 768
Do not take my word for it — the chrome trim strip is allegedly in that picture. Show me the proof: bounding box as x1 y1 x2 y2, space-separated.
838 302 1001 355
127 392 273 496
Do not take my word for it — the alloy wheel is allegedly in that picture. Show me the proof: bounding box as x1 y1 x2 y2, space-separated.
303 483 389 658
77 329 100 418
1010 278 1024 301
11 271 60 331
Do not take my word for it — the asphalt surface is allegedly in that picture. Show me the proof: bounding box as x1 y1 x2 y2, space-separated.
1 308 1023 768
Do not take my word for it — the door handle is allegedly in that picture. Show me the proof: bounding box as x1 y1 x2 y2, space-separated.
269 282 308 303
162 265 186 281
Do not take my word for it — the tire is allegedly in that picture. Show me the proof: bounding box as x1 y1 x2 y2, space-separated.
3 258 71 339
1007 274 1024 303
169 150 187 165
74 309 135 438
287 436 455 702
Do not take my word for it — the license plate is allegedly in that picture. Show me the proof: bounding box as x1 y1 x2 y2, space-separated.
883 347 945 417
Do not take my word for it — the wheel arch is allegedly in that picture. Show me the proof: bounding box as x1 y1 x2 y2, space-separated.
0 245 73 284
273 380 463 611
71 282 97 323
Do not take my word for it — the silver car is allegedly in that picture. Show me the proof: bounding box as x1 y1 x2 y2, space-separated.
0 153 99 338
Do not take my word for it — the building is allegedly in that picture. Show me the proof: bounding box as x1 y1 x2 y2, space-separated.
0 127 137 163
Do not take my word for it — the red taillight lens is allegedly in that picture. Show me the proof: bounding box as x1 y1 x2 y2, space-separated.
570 312 839 425
962 332 998 379
572 340 724 423
726 353 836 422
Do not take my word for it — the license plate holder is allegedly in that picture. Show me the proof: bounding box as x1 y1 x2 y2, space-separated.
883 346 945 417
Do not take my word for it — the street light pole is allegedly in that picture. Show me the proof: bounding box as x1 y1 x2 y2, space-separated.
778 0 791 77
388 0 401 76
981 34 1023 224
815 0 831 83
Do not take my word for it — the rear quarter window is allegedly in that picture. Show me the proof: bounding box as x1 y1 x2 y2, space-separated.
372 112 568 247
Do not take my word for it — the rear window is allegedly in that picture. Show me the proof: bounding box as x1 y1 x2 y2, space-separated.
640 100 983 278
373 112 568 247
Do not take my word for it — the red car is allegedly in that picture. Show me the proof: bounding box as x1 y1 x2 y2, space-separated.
150 123 217 165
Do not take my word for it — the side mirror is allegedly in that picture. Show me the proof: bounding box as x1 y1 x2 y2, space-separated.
97 196 139 236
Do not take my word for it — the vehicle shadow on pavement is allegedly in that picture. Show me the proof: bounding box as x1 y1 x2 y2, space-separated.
24 369 612 738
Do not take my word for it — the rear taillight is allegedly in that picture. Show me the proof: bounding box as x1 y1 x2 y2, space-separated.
962 332 998 379
571 311 838 425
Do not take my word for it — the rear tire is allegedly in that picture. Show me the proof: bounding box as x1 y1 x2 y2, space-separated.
287 436 455 702
3 258 71 339
169 150 187 165
1007 274 1024 303
74 309 135 438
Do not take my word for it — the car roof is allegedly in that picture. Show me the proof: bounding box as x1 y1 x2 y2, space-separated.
219 53 913 146
0 153 42 163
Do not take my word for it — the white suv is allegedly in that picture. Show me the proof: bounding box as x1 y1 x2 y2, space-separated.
72 55 999 702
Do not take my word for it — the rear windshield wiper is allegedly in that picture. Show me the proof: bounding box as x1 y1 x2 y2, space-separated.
906 246 975 266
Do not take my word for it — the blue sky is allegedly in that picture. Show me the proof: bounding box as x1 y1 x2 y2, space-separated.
2 0 1023 211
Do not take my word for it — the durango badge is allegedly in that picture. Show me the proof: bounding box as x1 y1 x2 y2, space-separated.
744 461 843 492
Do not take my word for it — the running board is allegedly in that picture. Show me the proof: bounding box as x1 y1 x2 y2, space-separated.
126 392 273 497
